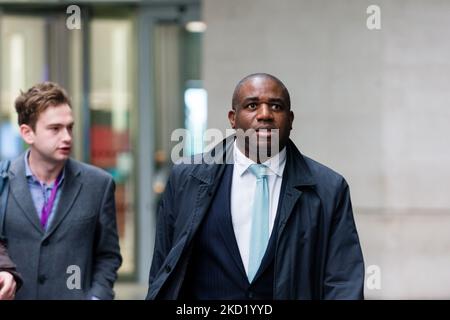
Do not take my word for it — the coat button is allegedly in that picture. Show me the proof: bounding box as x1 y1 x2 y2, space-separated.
42 239 49 246
164 265 172 273
38 275 47 284
247 291 255 299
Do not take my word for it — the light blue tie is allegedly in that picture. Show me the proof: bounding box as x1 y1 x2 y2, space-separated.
247 164 270 283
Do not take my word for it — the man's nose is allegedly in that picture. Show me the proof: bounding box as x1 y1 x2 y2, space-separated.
62 128 72 142
256 104 274 120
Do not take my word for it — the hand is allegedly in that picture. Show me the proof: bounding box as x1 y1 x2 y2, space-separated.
0 271 17 300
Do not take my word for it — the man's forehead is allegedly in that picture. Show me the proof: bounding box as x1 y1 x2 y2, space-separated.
242 75 281 88
238 77 286 99
38 104 74 122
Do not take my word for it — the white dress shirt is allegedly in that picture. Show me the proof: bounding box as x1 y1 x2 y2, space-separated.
230 140 287 274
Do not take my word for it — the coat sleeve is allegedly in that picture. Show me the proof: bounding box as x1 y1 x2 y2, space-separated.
146 168 176 298
88 177 123 300
0 240 23 290
323 179 365 299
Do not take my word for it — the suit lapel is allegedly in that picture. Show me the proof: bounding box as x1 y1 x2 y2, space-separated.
254 176 290 280
9 157 43 235
215 165 248 278
44 159 82 239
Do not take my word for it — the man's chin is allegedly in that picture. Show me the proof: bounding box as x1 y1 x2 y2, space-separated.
247 142 279 160
255 130 272 138
256 136 280 152
53 153 70 163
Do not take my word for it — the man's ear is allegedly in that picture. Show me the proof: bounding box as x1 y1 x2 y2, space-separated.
228 109 236 129
289 111 294 130
19 124 35 145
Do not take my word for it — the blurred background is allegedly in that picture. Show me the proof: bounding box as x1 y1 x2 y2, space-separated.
0 0 449 299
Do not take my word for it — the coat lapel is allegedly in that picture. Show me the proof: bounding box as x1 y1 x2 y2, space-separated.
276 140 316 240
184 136 235 247
276 187 303 241
185 166 224 246
44 159 82 239
9 155 43 234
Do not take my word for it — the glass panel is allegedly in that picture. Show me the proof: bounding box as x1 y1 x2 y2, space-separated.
181 30 205 156
153 24 183 194
90 18 135 277
0 15 46 160
154 24 183 162
184 85 207 155
68 23 84 162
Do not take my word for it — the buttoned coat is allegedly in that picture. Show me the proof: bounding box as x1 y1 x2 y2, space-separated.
147 136 364 299
3 155 122 299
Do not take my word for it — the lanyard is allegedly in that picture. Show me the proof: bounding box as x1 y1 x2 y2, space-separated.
40 175 61 228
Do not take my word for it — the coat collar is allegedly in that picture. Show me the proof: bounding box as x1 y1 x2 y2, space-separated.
43 158 82 238
189 134 235 185
9 152 81 179
8 154 42 233
9 154 82 236
190 134 316 189
284 139 316 189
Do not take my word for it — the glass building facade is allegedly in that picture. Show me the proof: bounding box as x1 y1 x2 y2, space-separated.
0 0 203 282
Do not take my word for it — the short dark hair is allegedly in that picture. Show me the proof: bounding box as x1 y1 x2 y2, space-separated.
15 82 72 130
231 73 291 109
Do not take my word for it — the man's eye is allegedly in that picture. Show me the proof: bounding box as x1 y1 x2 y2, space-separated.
272 104 280 110
247 103 257 109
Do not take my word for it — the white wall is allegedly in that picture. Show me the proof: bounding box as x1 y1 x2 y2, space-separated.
203 0 450 298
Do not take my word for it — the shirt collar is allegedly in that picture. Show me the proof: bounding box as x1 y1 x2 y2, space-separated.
233 140 286 177
24 149 65 186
